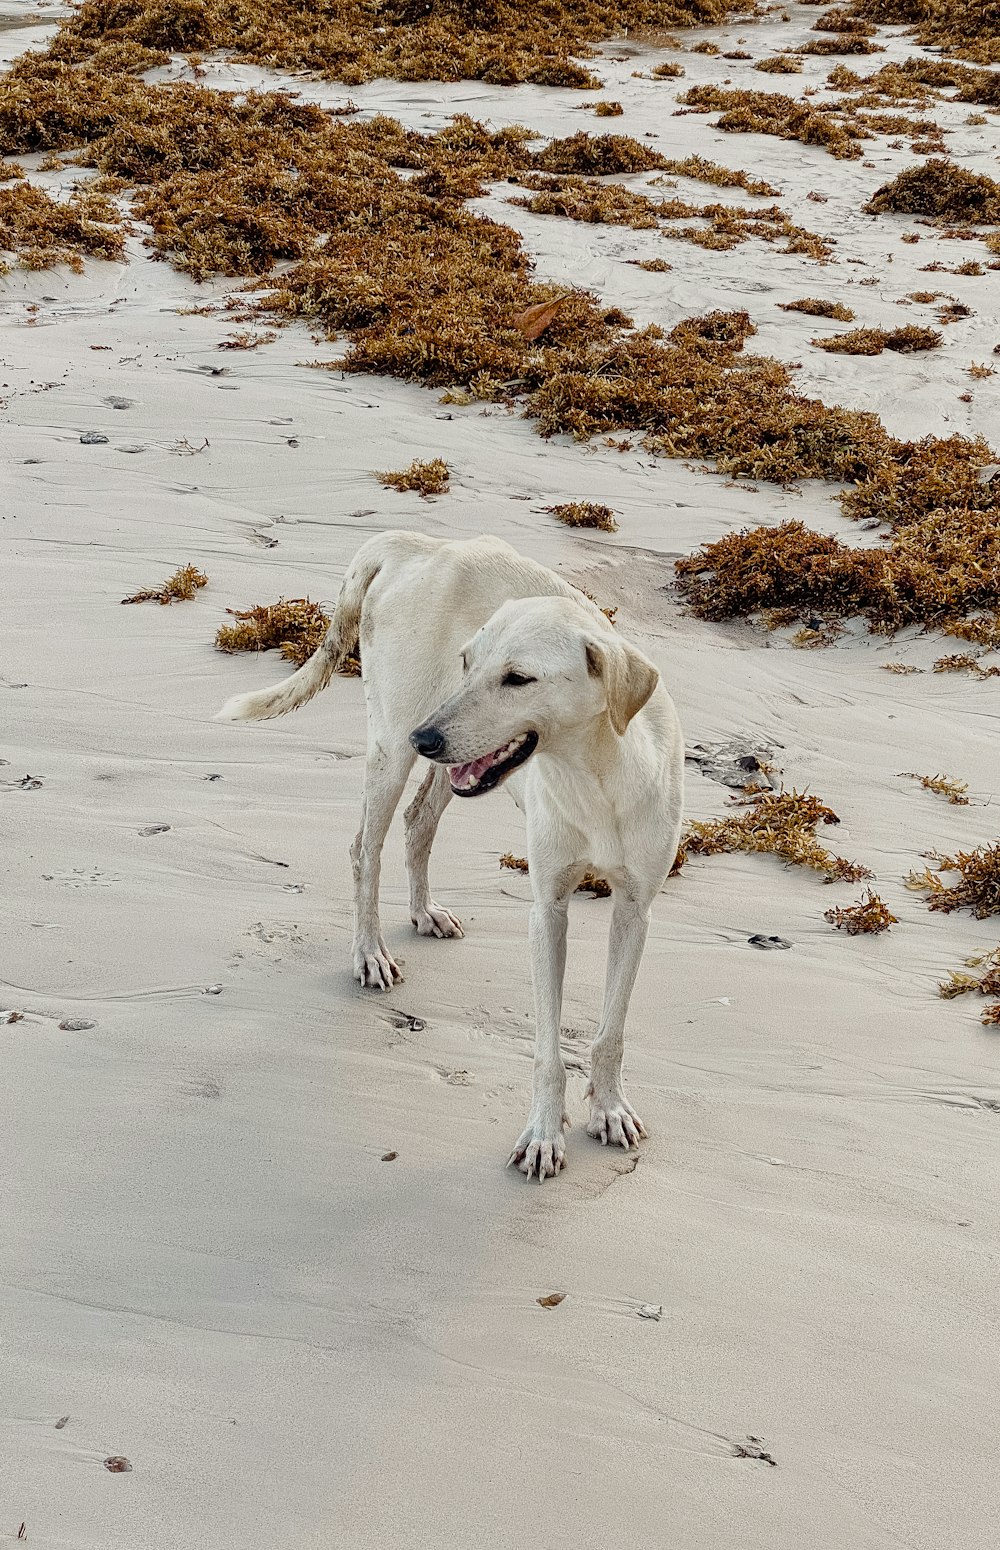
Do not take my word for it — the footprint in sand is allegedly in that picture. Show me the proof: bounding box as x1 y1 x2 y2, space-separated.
180 1077 222 1100
43 867 122 889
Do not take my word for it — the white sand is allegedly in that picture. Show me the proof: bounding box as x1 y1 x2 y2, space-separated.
4 5 1000 1545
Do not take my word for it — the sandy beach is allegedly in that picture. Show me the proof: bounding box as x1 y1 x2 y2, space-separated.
4 2 1000 1544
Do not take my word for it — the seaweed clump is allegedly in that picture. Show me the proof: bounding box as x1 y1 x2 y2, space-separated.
675 511 1000 635
848 0 1000 65
755 55 802 72
678 85 864 159
779 297 855 320
376 457 450 496
0 182 125 272
798 33 884 53
943 614 1000 650
215 598 360 673
824 889 897 933
907 843 1000 918
812 324 942 354
48 0 754 90
864 160 1000 223
510 175 662 229
512 176 830 255
658 155 780 197
839 433 997 525
938 947 1000 1000
511 173 831 254
121 563 207 604
684 789 872 882
533 132 668 175
812 6 875 32
902 771 969 805
933 653 1000 679
544 501 618 530
217 329 277 349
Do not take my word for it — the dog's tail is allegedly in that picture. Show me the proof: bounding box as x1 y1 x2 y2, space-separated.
215 540 383 724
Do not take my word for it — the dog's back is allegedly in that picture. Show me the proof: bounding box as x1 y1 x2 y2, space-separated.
358 531 598 734
218 530 596 728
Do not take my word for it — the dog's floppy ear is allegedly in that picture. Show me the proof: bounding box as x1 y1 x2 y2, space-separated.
585 637 659 736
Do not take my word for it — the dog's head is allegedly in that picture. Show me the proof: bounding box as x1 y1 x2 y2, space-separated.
409 596 659 797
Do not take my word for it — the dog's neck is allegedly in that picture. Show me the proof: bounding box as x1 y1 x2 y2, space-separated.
532 706 655 817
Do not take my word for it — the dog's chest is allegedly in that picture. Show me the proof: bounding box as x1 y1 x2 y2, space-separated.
520 764 645 876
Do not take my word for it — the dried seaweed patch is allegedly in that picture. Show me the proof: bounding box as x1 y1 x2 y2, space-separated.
847 0 1000 66
121 563 207 605
676 511 1000 635
657 155 780 197
684 789 872 882
376 458 450 497
49 0 754 90
824 889 897 933
938 948 1000 1005
544 502 618 530
215 598 360 673
779 297 855 320
907 844 1000 918
901 771 969 805
865 160 1000 223
755 54 803 73
679 85 864 159
0 181 126 272
217 330 277 349
797 33 884 53
812 324 941 354
933 653 1000 679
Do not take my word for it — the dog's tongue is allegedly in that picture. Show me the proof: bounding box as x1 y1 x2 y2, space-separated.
449 750 501 789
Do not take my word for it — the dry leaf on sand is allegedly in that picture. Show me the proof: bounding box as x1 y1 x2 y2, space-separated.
512 294 571 341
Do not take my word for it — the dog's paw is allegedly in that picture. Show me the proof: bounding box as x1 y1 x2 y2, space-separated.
410 902 464 940
353 940 401 990
586 1086 646 1150
508 1111 570 1182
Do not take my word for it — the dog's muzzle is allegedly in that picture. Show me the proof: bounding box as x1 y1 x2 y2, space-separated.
446 731 539 797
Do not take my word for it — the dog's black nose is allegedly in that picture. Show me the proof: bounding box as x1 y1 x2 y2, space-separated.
410 724 447 760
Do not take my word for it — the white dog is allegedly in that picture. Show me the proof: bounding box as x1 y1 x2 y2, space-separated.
217 531 683 1179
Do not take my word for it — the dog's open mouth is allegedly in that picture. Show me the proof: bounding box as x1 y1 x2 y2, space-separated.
449 731 538 796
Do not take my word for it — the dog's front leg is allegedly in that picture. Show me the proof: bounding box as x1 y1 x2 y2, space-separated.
508 877 576 1181
586 888 652 1150
350 745 414 989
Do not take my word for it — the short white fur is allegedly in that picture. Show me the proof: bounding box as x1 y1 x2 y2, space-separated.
216 531 684 1180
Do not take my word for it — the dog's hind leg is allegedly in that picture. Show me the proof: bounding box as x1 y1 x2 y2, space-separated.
403 766 463 941
585 885 652 1149
350 742 415 989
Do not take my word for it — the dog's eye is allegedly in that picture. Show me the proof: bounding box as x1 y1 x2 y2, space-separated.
502 671 536 688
